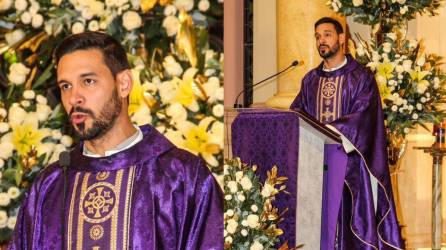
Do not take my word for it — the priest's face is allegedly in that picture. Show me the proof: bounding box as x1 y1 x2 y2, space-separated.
315 23 344 59
57 49 124 140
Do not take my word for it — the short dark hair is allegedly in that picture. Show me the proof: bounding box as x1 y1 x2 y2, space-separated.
54 31 130 77
315 17 344 34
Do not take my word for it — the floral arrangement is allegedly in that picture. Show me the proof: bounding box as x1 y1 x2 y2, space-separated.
0 0 223 244
327 0 443 27
0 90 72 242
224 158 296 250
351 33 446 137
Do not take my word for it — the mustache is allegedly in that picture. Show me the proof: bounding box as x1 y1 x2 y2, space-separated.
69 106 94 117
319 44 329 49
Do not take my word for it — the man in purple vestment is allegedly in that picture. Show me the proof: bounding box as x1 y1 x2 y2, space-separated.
290 17 403 250
9 32 223 250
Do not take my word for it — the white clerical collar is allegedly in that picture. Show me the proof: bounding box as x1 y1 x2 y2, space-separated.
83 125 143 158
322 56 347 72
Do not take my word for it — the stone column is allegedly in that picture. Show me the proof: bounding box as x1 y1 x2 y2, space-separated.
266 0 345 109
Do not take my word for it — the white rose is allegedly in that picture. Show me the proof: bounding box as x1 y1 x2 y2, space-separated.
224 195 232 200
251 204 258 212
240 176 252 190
241 219 248 227
81 8 93 20
416 103 423 110
36 94 47 104
105 0 117 6
403 60 412 72
417 82 429 94
163 56 183 77
51 0 62 5
122 11 142 31
164 4 177 16
8 62 30 85
5 29 25 45
7 216 16 229
0 211 7 228
237 193 245 201
0 0 12 11
88 20 99 31
404 127 410 134
23 89 35 99
383 42 392 53
21 100 30 108
412 113 419 119
198 0 209 11
7 187 20 199
36 103 52 122
227 180 238 193
225 236 233 244
8 105 27 126
14 0 27 11
226 209 234 217
71 22 85 34
246 214 260 229
0 122 9 133
235 171 243 182
174 0 193 11
421 97 427 103
241 229 248 236
416 55 425 67
166 102 187 122
20 13 31 25
60 135 73 147
212 104 224 117
0 193 11 206
0 141 13 159
162 15 179 37
89 1 104 15
250 241 264 250
395 65 404 73
116 0 128 7
391 105 398 112
226 218 238 234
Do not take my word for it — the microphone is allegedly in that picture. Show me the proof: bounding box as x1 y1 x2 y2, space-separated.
233 60 300 108
59 151 70 250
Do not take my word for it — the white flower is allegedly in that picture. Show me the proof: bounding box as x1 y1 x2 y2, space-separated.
417 81 429 94
198 0 209 11
122 11 142 31
408 105 414 111
51 0 62 5
164 4 177 16
416 103 423 110
227 180 238 193
51 129 62 140
416 55 426 67
0 122 9 133
81 8 93 20
397 0 406 4
235 171 243 182
356 45 365 57
162 15 179 37
36 103 52 122
251 204 258 212
0 0 12 11
241 229 248 236
395 65 404 73
7 187 20 199
20 12 31 24
0 158 4 168
420 97 427 103
212 104 224 117
412 113 419 119
89 1 105 15
37 142 55 158
8 105 27 126
403 60 412 72
163 56 183 77
404 127 410 134
71 22 85 34
23 89 35 99
237 193 245 201
8 62 30 85
250 241 264 250
166 102 187 123
331 2 339 12
174 0 193 11
0 193 11 206
391 105 398 112
21 100 30 108
36 94 47 104
226 218 238 234
61 135 73 147
0 108 6 118
7 216 16 229
224 195 232 200
382 42 392 53
5 29 25 45
225 236 233 244
14 0 27 11
88 20 99 31
241 219 248 227
0 211 7 228
226 209 234 217
240 176 253 190
31 13 43 27
0 142 14 160
261 183 275 197
246 214 260 229
408 39 417 49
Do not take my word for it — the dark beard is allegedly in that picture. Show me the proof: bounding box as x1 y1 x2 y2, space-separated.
318 41 340 59
71 88 122 141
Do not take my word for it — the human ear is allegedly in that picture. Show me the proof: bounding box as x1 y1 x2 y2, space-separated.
116 69 133 99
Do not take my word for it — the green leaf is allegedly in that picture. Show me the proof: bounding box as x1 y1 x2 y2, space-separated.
32 62 54 89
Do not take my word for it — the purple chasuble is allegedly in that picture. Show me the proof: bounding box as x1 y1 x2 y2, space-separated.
290 55 403 250
8 125 223 250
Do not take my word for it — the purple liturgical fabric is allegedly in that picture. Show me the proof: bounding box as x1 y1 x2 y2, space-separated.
231 109 300 247
291 55 404 249
9 125 223 250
